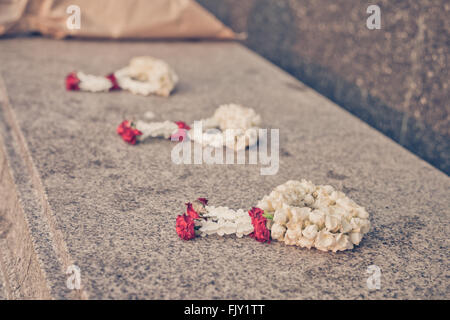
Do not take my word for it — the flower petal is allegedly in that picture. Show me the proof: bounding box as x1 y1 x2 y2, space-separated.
66 72 80 91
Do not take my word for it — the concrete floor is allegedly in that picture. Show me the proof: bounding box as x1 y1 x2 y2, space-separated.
0 38 448 299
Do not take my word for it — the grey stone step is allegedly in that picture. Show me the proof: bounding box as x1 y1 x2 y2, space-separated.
0 38 448 299
0 249 7 299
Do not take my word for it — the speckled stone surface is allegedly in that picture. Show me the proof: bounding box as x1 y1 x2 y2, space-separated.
0 38 449 299
198 0 450 174
0 264 6 299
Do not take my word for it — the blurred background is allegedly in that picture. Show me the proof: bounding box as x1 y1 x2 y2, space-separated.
1 0 449 174
198 0 449 175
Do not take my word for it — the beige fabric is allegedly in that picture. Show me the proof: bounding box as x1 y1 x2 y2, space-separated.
0 0 234 39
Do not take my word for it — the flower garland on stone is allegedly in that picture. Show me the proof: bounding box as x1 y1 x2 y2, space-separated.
189 103 261 151
176 180 370 252
65 56 178 97
176 198 270 242
117 104 261 150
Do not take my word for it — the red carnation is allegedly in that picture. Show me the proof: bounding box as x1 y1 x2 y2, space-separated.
176 214 196 240
117 120 142 145
106 73 121 91
197 198 208 206
248 207 271 243
185 202 200 219
175 121 191 130
170 121 191 142
66 72 80 91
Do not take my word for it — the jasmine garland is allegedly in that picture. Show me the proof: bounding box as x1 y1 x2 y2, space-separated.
176 198 270 243
176 180 370 252
66 56 178 97
117 104 264 150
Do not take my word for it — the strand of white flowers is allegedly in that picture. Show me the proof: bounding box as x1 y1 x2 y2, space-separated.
77 72 113 92
124 104 262 149
209 104 262 131
135 120 178 140
257 180 370 252
114 56 178 97
114 67 159 96
74 56 178 96
198 206 254 238
187 104 261 150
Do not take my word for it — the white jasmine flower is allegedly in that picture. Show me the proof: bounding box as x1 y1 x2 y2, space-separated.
270 223 286 240
273 208 289 225
236 215 254 238
333 234 354 252
329 191 340 202
325 214 341 232
356 207 369 219
297 236 315 249
270 197 284 212
199 220 220 236
217 220 237 236
315 230 336 252
349 232 363 245
290 207 303 225
322 185 335 194
284 225 302 246
115 56 178 97
304 194 315 206
336 197 354 210
302 224 318 240
211 103 261 131
309 210 325 228
191 104 262 150
350 217 371 233
256 196 273 212
297 207 312 221
340 219 353 233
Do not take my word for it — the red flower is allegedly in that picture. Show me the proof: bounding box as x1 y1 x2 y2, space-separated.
175 121 191 130
197 198 208 206
185 202 200 219
170 121 191 142
176 214 196 240
66 72 80 91
106 73 121 91
248 207 271 243
117 120 142 145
